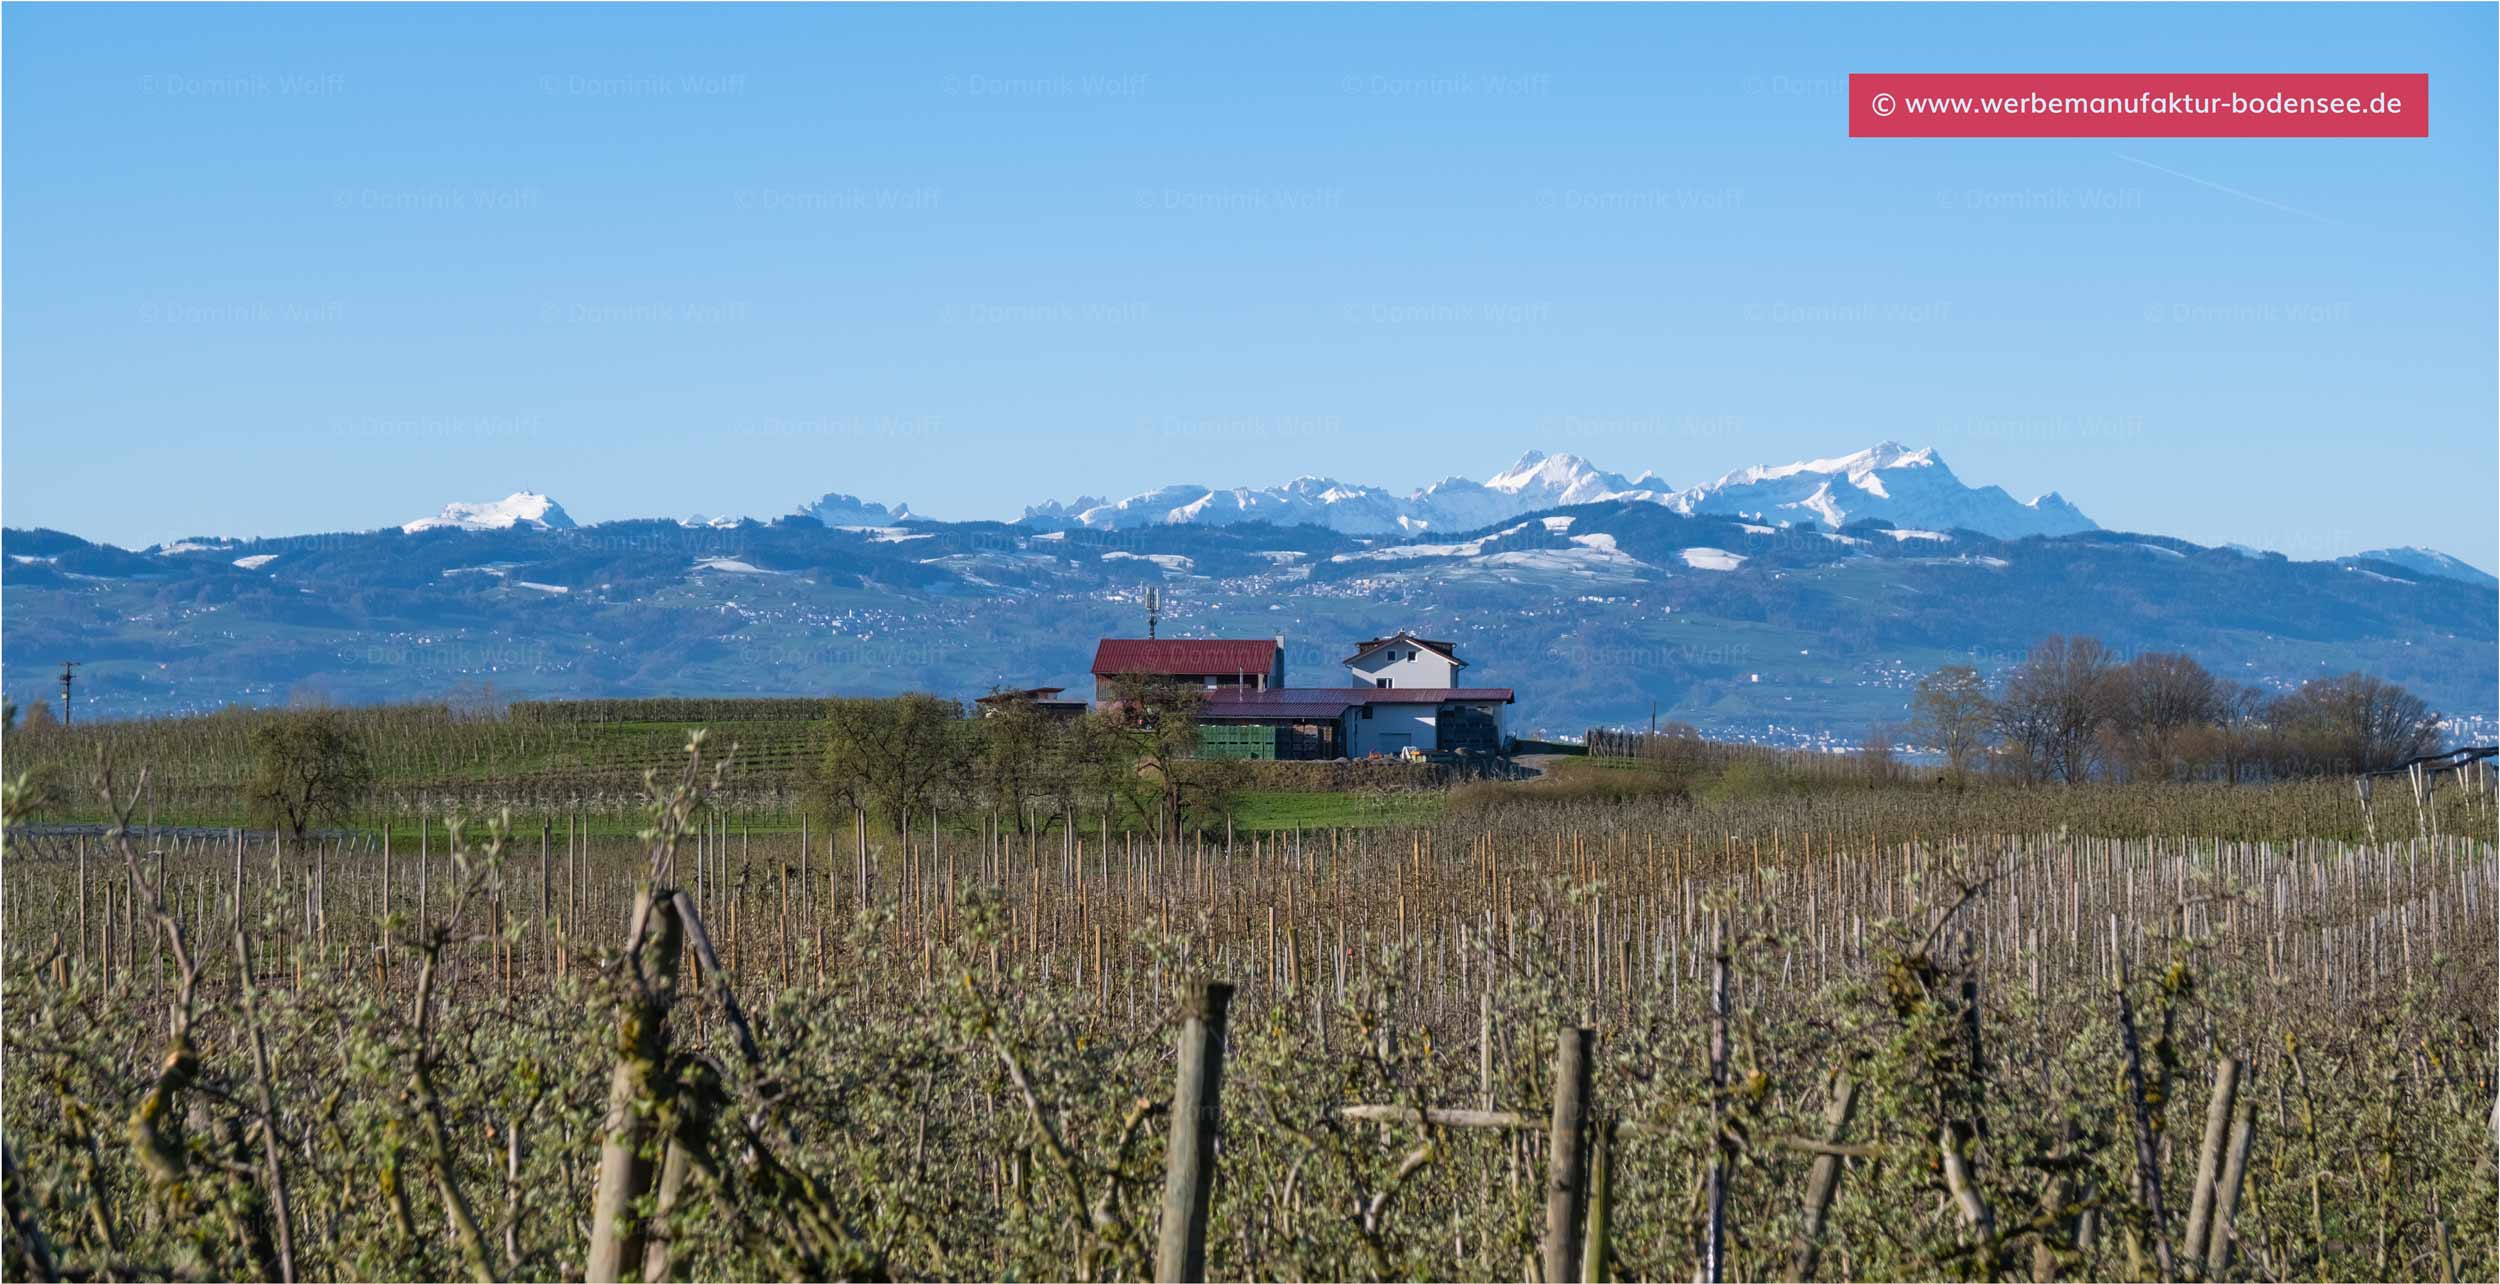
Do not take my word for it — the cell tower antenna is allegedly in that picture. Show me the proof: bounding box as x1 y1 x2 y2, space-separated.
1145 586 1160 640
59 660 81 726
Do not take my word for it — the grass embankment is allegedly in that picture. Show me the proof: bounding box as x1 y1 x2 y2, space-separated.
9 700 2480 844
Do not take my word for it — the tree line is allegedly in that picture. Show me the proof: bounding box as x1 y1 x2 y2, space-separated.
803 673 1243 842
1910 635 2447 783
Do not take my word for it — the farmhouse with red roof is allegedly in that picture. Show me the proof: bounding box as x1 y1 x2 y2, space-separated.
1088 636 1285 701
1088 629 1511 759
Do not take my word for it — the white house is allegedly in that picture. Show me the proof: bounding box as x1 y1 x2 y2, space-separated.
1196 630 1511 758
1343 632 1466 689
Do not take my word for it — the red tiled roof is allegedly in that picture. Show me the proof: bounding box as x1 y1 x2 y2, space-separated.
1091 638 1280 677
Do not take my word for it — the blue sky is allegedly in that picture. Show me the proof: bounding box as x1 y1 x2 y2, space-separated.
6 3 2493 568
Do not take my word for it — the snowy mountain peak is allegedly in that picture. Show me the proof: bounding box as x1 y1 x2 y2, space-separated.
993 440 2094 539
797 492 916 526
2347 546 2498 588
1856 440 1931 470
1485 451 1637 505
403 492 576 534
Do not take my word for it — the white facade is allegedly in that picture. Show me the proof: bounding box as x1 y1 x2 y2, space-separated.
1346 703 1437 756
1345 636 1462 689
1341 698 1509 756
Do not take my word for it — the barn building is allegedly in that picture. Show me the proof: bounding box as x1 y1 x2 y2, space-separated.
1088 637 1286 704
1087 629 1512 760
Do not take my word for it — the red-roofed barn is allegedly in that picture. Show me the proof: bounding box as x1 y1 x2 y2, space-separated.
1085 629 1512 759
1089 637 1285 704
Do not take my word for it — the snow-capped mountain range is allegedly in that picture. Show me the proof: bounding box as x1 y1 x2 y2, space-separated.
1016 442 2091 539
386 444 2487 584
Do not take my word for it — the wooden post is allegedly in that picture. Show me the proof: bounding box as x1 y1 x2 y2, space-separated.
587 892 684 1284
1705 918 1731 1283
2111 923 2178 1283
1787 1074 1860 1283
1544 1026 1595 1284
380 826 392 990
2182 1055 2243 1266
540 819 553 970
1156 981 1233 1283
2031 1116 2082 1283
1580 1115 1614 1283
2204 1095 2258 1277
1479 988 1496 1109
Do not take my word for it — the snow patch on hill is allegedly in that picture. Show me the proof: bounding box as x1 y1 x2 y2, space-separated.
2345 546 2497 588
694 557 780 575
1102 551 1196 572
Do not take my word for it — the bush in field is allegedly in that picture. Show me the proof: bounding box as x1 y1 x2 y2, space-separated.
814 693 968 830
244 710 374 839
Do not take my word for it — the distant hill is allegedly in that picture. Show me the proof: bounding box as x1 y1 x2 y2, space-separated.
7 498 2491 745
2343 546 2498 589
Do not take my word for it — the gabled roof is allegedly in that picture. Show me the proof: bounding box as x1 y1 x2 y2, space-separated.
1092 638 1280 678
1344 632 1466 668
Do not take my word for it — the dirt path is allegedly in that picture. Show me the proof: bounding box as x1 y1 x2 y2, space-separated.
1510 753 1574 780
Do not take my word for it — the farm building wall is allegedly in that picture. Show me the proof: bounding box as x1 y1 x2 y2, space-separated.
1340 699 1508 756
1348 703 1437 757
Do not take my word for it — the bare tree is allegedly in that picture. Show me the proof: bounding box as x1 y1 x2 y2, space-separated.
2112 652 2222 781
817 694 969 831
1994 636 2119 784
975 692 1060 833
1860 722 1902 784
1099 672 1206 844
2270 672 2441 774
2213 681 2271 783
1911 665 1995 778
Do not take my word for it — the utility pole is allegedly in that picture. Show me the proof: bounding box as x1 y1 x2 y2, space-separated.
1145 586 1160 640
59 661 80 726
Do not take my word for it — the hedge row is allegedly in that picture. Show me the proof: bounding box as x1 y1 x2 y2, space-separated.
506 697 832 725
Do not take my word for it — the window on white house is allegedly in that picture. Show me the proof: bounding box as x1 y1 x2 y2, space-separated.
1376 678 1391 688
